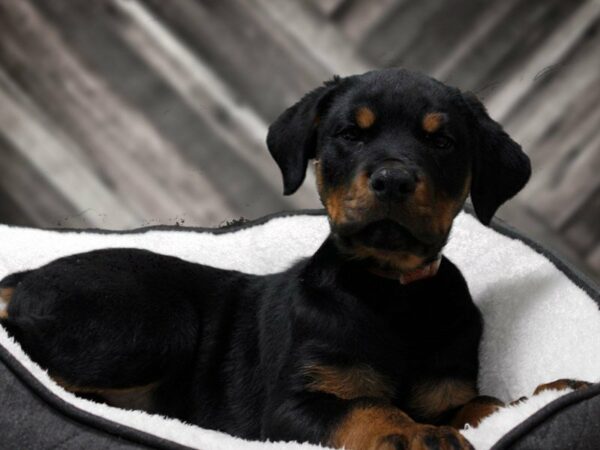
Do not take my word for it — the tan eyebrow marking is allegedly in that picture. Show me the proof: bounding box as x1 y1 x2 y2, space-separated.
355 106 376 129
422 112 447 133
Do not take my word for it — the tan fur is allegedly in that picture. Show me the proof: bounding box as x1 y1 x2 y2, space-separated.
54 378 159 411
533 379 592 395
330 405 414 450
408 379 477 419
0 287 14 304
322 172 376 226
450 396 505 429
422 112 446 133
355 106 376 129
431 173 471 236
331 405 473 449
304 364 395 401
0 287 14 318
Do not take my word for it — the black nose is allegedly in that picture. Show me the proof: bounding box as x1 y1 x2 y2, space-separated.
369 168 417 200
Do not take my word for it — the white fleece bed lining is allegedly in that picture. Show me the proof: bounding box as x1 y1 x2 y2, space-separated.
0 211 599 450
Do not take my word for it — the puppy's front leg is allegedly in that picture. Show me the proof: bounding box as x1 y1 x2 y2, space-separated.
264 392 473 450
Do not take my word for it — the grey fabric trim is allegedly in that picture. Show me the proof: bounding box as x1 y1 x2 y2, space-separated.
0 344 194 449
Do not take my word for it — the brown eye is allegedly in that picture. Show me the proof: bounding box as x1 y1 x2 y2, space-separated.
336 126 361 141
426 134 453 149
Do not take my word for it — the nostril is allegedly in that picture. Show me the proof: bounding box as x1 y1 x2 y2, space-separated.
396 175 416 194
370 170 388 193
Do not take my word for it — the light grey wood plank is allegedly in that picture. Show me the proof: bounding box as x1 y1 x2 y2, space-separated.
143 0 328 121
251 0 370 76
115 0 321 209
503 29 600 153
0 133 82 228
33 0 319 220
527 127 600 229
485 0 600 122
0 70 140 229
0 0 234 227
358 0 443 66
333 0 401 44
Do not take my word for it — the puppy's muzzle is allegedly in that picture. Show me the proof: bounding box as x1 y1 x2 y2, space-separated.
369 166 418 202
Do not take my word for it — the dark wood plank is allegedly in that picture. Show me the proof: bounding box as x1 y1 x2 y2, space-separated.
446 0 583 92
387 0 490 74
143 0 329 122
357 0 443 67
562 186 600 258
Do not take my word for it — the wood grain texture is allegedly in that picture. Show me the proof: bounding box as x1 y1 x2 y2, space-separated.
0 0 597 280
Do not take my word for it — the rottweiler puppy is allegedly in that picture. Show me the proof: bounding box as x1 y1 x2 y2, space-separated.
1 69 532 449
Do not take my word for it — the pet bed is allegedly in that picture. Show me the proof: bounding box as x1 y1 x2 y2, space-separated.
0 210 599 450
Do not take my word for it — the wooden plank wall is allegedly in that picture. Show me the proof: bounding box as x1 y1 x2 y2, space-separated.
0 0 598 282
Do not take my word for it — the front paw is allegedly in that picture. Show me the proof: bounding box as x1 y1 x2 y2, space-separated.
533 379 592 395
383 425 474 450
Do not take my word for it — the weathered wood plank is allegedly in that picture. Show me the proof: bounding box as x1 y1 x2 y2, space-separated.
0 0 234 227
0 70 140 229
305 0 349 17
587 243 600 274
523 71 600 169
563 186 600 256
143 0 328 121
333 0 400 44
502 24 600 152
0 133 81 228
450 0 581 92
390 0 490 74
252 0 370 76
358 0 443 67
0 189 32 227
528 127 600 229
114 0 320 209
32 0 319 219
485 0 600 121
432 0 521 81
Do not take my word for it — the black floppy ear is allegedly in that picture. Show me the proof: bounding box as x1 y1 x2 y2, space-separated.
464 92 531 225
267 77 341 195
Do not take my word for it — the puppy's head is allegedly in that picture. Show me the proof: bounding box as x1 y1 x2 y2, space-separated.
267 69 530 273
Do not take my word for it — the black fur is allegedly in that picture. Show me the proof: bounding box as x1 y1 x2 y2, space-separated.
1 69 531 449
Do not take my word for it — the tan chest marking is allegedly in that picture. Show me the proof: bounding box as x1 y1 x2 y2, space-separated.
408 378 477 419
304 364 395 401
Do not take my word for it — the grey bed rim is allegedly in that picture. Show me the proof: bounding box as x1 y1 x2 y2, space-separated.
0 209 598 450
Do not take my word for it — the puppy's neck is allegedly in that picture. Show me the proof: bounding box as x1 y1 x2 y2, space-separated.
308 236 442 286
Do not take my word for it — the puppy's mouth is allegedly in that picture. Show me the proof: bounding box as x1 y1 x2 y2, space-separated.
350 219 422 250
332 218 447 264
